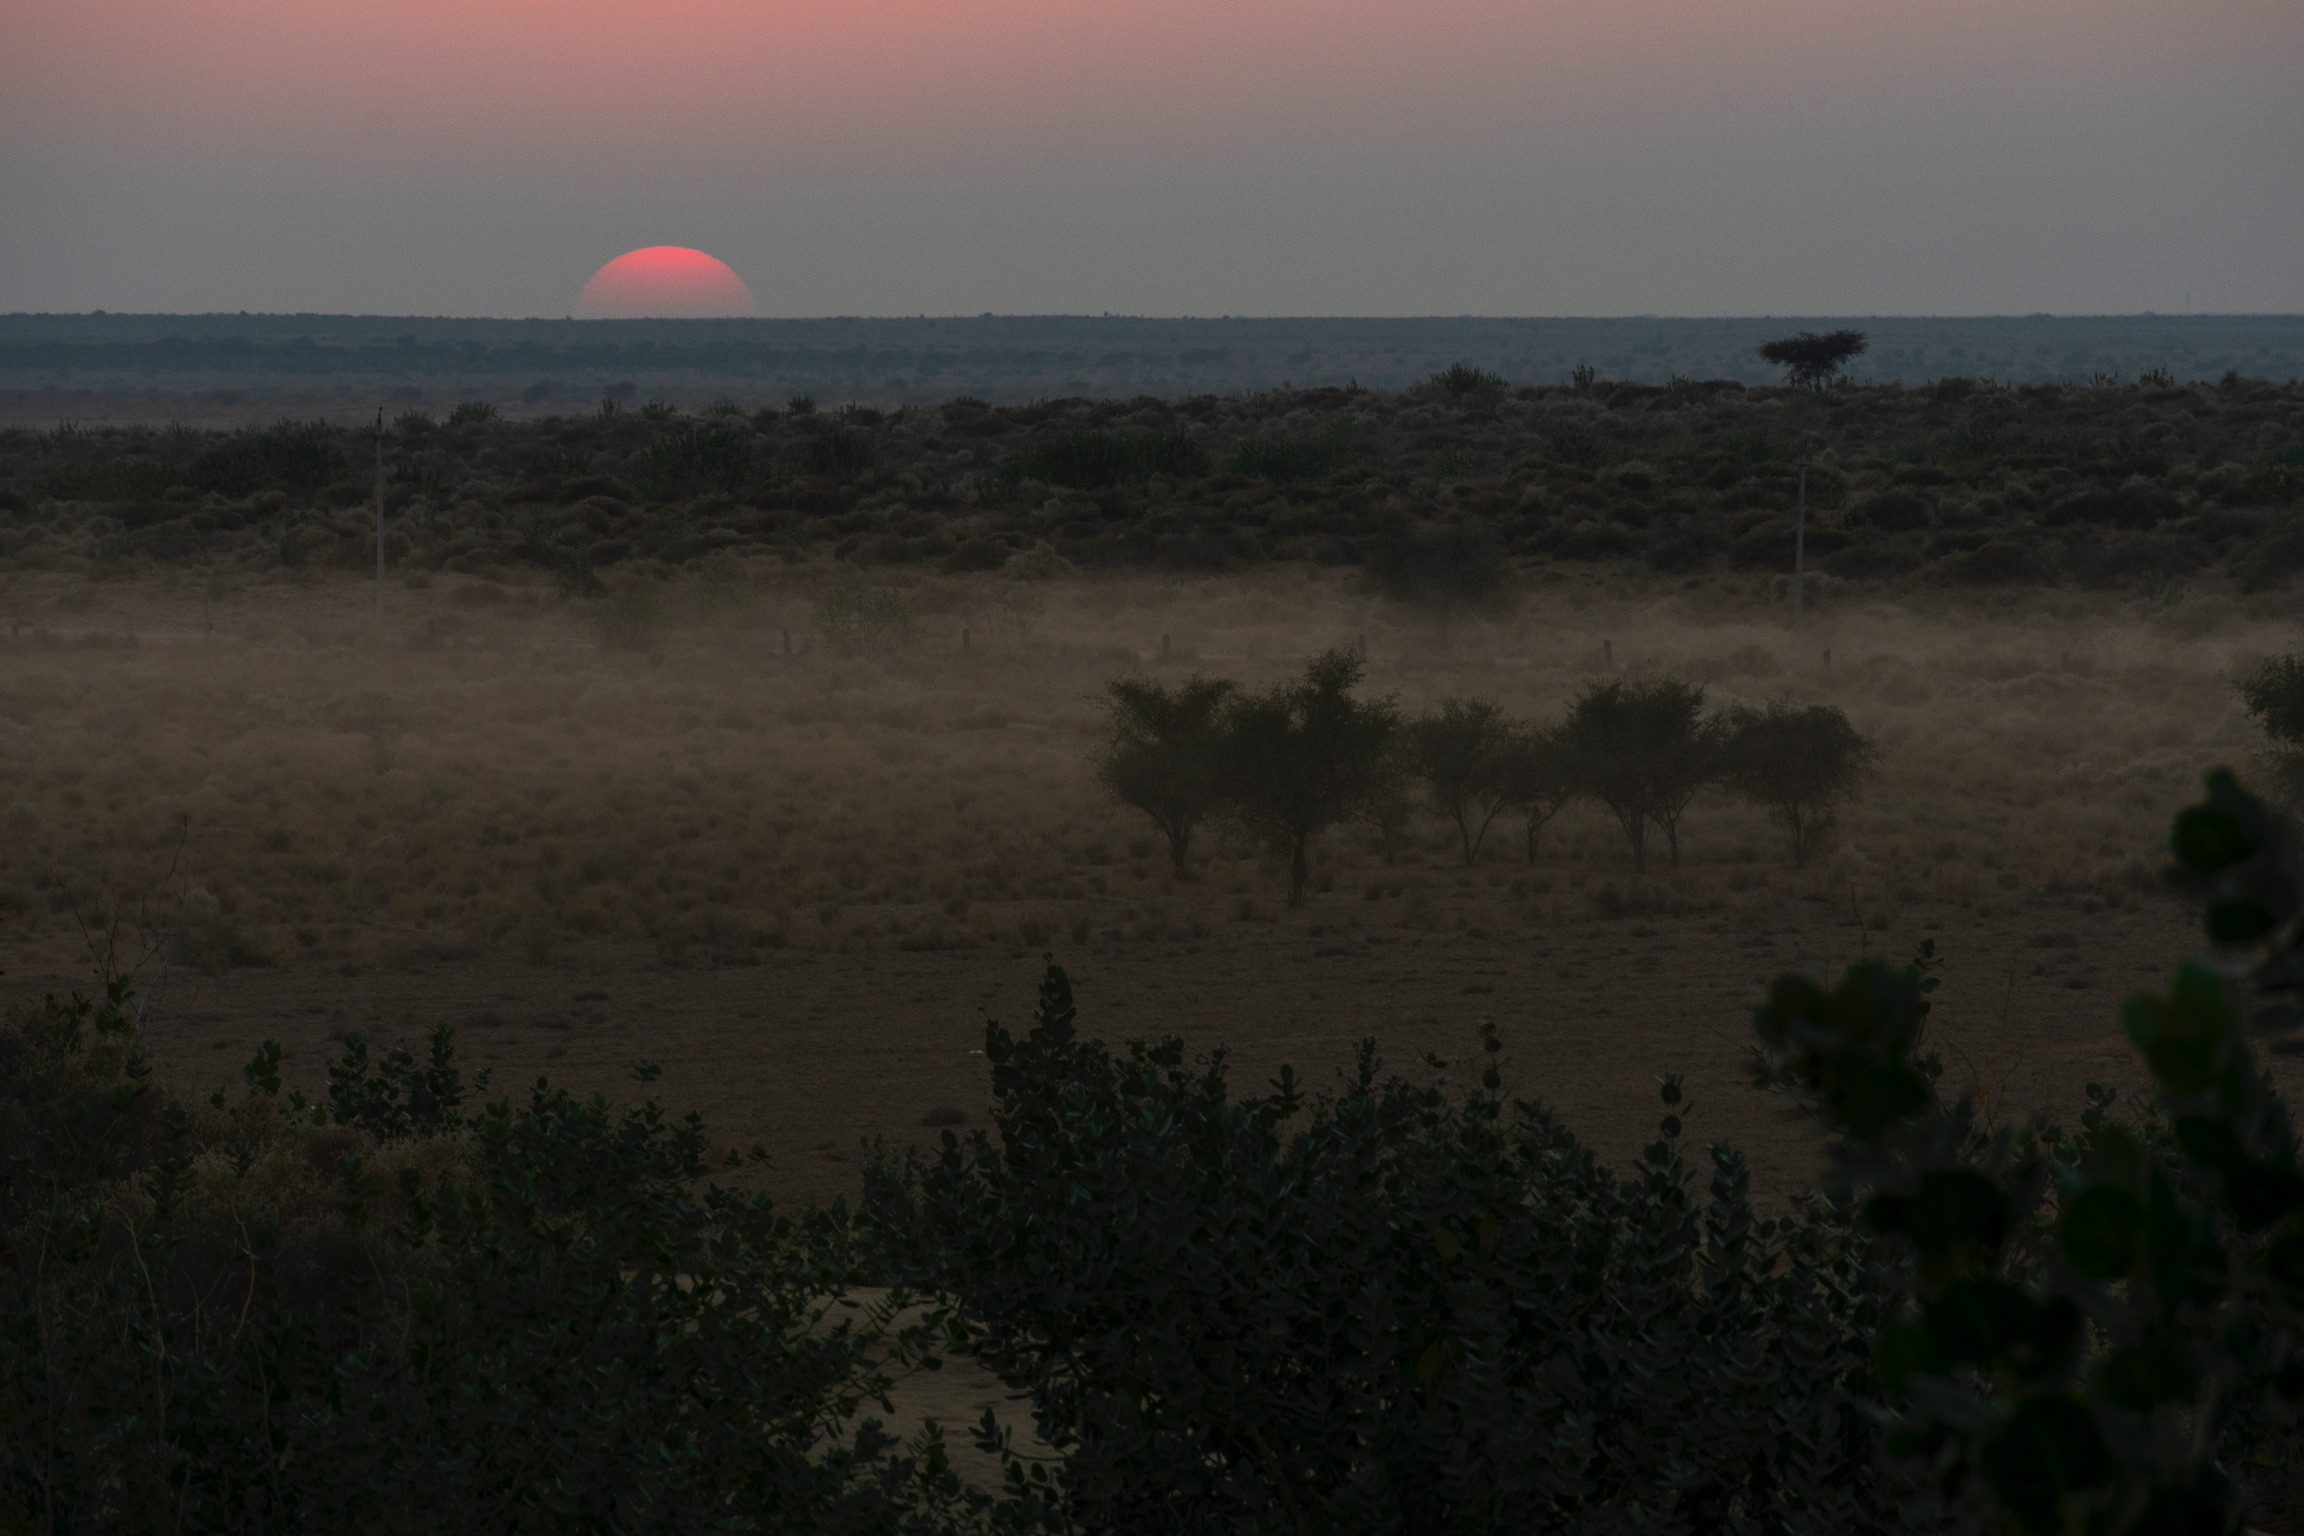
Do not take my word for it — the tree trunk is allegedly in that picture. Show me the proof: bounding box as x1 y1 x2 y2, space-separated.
1288 837 1310 906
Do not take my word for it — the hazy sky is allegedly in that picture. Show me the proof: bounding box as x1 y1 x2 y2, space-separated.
3 0 2298 317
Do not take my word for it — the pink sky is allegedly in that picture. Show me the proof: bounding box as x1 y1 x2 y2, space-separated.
3 0 2297 314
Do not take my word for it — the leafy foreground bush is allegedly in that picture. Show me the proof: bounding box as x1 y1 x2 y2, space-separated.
9 772 2303 1534
1752 768 2304 1534
864 971 1920 1534
0 994 983 1534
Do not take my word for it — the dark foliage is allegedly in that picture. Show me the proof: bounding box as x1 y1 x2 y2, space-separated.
9 379 2303 594
1094 674 1238 877
1755 769 2304 1534
1220 650 1399 905
1402 697 1523 865
995 429 1209 490
1557 679 1728 873
864 965 1917 1535
1757 330 1869 389
1722 700 1879 866
0 984 985 1534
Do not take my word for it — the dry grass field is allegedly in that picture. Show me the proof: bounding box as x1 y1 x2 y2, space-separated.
4 558 2301 1205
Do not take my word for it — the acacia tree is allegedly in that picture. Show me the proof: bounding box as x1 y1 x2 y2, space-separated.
1497 720 1576 865
1095 675 1238 877
1402 698 1520 865
1223 650 1399 904
1757 329 1869 390
1723 700 1878 866
1558 678 1725 872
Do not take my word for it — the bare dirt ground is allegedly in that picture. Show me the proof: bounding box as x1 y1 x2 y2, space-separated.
5 563 2301 1210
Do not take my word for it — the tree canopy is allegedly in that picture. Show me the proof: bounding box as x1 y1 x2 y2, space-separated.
1757 329 1869 389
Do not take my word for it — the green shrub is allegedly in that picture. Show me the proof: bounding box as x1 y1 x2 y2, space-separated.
863 967 1915 1534
628 424 763 500
1427 362 1508 403
445 401 498 426
803 428 877 477
38 457 180 503
186 419 348 496
994 430 1208 490
0 983 980 1533
1755 769 2304 1535
1227 420 1357 482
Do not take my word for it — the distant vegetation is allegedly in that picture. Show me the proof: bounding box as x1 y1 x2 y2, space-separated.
1095 655 1877 897
3 370 2300 592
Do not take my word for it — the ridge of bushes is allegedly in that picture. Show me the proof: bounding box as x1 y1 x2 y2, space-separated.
1 371 2298 590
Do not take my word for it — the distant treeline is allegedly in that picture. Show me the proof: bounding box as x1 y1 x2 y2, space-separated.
3 312 2299 399
3 370 2301 593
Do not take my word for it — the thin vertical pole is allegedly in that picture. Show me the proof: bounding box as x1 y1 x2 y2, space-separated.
374 408 386 626
1792 463 1807 636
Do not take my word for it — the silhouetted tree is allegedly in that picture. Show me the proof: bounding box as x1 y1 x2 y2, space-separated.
1497 720 1576 865
1722 700 1878 866
1757 330 1868 390
1402 698 1519 865
1095 675 1238 877
1558 678 1725 872
1365 519 1515 644
1223 651 1399 904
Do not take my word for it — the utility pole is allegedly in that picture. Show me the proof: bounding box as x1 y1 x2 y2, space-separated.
1792 462 1807 637
374 408 386 626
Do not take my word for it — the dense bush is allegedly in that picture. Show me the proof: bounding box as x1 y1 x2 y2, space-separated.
0 984 981 1534
1755 770 2304 1532
7 379 2300 592
9 771 2304 1531
863 967 1917 1535
994 429 1209 490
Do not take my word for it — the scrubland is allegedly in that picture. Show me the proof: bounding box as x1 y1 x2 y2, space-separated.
0 558 2282 980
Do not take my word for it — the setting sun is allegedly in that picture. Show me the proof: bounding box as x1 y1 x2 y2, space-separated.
576 246 755 319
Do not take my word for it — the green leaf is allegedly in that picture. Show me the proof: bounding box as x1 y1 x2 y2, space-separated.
1869 1169 2008 1276
2061 1186 2145 1279
2207 900 2278 944
1979 1395 2113 1535
2223 1163 2304 1232
2173 1116 2247 1173
2122 964 2231 1095
2100 1336 2199 1413
2172 805 2255 876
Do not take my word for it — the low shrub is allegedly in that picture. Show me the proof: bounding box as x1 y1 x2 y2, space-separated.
994 430 1209 490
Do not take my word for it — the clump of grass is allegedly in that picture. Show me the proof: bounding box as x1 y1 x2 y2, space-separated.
445 401 497 426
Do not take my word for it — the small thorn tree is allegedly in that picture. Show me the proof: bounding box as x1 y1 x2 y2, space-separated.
1558 678 1725 872
1723 700 1879 866
1095 674 1238 877
1497 720 1576 865
1757 329 1869 390
1222 650 1399 904
1402 698 1520 865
